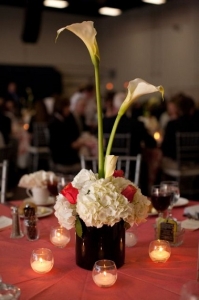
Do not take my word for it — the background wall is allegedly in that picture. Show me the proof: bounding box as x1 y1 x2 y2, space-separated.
0 0 199 101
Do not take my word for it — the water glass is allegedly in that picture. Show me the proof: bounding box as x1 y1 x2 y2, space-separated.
180 280 199 300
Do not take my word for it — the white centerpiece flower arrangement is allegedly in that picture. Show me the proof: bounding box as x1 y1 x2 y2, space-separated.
54 21 164 237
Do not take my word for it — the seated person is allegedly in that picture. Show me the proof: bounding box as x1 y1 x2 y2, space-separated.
161 93 199 170
48 97 94 174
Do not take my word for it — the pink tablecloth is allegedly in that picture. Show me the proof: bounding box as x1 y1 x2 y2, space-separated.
0 201 198 300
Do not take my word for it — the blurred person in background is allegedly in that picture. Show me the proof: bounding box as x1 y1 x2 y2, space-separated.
161 93 199 170
70 83 97 133
48 97 96 174
159 96 180 134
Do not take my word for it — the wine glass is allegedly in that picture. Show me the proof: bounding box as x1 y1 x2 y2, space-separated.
150 184 173 219
160 181 180 219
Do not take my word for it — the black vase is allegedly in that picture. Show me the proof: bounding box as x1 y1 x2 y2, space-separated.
75 219 125 270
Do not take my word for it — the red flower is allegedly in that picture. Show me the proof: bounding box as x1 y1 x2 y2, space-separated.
61 183 78 204
113 170 124 178
121 185 137 203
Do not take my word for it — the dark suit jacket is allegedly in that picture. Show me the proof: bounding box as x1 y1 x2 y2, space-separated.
0 112 11 145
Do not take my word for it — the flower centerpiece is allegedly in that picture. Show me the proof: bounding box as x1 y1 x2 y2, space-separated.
54 21 164 270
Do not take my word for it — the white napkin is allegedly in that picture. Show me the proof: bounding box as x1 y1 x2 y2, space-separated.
18 170 57 188
184 205 199 219
0 216 12 230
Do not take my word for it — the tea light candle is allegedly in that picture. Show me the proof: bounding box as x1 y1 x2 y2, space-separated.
92 260 117 288
31 258 53 274
94 271 116 287
30 248 54 274
150 248 170 262
149 240 171 263
50 226 70 248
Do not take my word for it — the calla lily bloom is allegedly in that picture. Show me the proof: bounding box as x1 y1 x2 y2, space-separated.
56 21 100 66
118 78 164 116
104 155 118 178
105 78 164 156
56 21 104 177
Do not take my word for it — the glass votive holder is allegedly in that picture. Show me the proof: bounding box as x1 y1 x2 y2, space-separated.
50 226 70 248
92 260 117 288
180 280 199 300
30 248 54 274
125 226 137 247
0 282 21 300
149 240 171 263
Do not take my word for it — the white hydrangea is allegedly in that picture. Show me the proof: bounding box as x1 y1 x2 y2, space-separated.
76 177 133 228
54 169 150 230
54 194 76 230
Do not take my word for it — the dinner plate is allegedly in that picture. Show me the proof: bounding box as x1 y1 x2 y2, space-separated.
0 216 12 230
148 207 158 217
173 197 189 207
181 219 199 230
19 206 54 218
23 196 55 206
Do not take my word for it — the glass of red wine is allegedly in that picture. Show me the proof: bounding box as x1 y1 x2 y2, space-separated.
150 184 173 218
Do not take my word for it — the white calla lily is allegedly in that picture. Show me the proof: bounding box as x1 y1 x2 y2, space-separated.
105 78 164 156
118 78 164 116
56 21 100 66
104 155 118 178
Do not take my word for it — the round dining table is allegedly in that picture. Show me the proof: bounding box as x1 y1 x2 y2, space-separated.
0 199 198 300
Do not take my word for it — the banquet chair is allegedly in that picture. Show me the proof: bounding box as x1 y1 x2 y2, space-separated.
80 154 142 186
103 133 131 155
162 132 199 197
27 122 51 172
0 160 8 204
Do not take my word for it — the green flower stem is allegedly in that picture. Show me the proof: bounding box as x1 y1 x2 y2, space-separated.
105 114 122 156
94 62 104 178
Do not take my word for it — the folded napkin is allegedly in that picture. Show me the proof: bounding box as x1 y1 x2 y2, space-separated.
18 170 57 188
0 216 12 231
184 204 199 220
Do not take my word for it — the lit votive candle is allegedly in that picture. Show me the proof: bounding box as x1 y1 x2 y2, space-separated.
92 260 117 288
30 248 54 274
50 226 70 248
149 240 171 263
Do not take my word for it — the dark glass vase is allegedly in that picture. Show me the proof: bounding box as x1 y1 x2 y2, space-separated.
75 219 125 270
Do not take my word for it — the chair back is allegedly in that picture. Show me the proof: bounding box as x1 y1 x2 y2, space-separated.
80 154 141 186
103 133 131 155
31 122 50 147
28 122 51 172
176 132 199 171
0 160 8 203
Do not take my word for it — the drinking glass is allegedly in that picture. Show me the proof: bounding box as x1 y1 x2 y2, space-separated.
151 184 172 218
160 181 180 219
180 280 199 300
